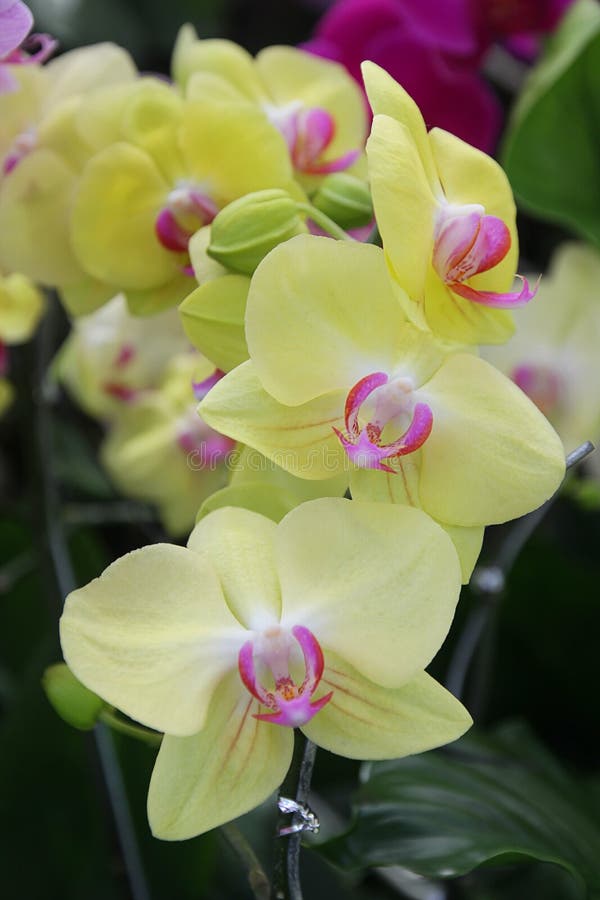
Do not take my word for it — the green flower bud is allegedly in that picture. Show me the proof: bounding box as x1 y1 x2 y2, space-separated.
43 663 106 730
207 189 307 275
311 173 373 230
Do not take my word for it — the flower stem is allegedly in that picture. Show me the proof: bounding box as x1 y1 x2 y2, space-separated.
272 732 318 900
296 203 354 242
220 823 271 900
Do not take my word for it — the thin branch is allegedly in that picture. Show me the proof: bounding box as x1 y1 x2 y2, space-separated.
220 823 271 900
272 733 318 900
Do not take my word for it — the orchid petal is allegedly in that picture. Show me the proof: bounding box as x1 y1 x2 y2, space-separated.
246 236 406 406
276 498 461 688
349 463 484 583
361 61 438 188
199 360 347 479
0 148 82 285
148 671 293 840
367 114 437 302
197 482 300 525
172 29 264 100
0 1 32 58
44 42 137 108
419 354 566 526
179 275 249 373
60 544 247 737
179 101 297 206
187 507 282 631
71 143 179 290
302 651 471 759
230 444 348 499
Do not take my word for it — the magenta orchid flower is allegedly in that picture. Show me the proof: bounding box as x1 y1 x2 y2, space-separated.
0 1 56 94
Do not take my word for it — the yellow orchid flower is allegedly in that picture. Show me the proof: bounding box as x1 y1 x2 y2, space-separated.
172 26 367 190
363 62 536 347
57 294 191 421
60 498 470 839
67 82 300 315
199 236 565 579
0 44 137 307
483 243 600 460
100 353 234 536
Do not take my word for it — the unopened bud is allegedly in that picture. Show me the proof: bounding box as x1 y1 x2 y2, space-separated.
207 189 307 275
312 173 373 230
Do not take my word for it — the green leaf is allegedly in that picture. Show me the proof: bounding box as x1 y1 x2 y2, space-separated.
315 722 600 895
502 0 600 246
43 662 106 730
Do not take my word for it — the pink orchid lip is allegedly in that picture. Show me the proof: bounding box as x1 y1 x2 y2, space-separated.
102 382 138 403
154 189 218 255
100 343 137 400
238 624 333 728
192 369 226 401
433 205 538 308
178 373 235 465
333 371 433 473
512 362 563 416
274 104 360 176
177 427 235 465
114 342 135 368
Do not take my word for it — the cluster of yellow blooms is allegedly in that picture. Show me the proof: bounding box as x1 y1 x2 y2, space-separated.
2 25 598 842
